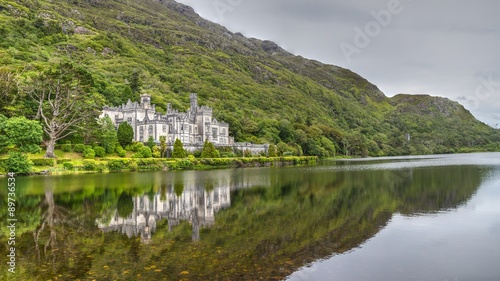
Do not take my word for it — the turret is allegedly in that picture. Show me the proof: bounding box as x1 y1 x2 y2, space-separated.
140 94 151 109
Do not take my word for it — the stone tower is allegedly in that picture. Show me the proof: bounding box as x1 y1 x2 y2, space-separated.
140 94 151 109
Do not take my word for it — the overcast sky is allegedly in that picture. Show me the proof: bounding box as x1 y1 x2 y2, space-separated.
176 0 500 126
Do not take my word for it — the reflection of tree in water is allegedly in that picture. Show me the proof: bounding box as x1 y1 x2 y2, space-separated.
392 166 485 214
117 193 134 218
31 187 94 279
34 189 69 265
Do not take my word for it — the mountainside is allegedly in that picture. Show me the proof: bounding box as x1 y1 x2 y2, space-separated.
1 0 499 156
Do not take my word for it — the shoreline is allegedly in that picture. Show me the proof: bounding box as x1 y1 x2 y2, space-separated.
0 156 318 177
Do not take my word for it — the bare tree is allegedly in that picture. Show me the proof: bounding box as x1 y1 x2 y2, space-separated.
25 63 102 158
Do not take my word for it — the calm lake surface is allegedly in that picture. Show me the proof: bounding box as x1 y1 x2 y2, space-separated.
1 153 500 280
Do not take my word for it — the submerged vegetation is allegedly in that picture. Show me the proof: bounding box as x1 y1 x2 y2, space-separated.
0 0 499 167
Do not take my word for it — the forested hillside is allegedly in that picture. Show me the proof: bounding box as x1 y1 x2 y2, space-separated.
1 0 498 156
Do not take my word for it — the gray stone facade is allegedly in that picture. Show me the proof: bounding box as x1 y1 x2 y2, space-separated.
102 93 232 145
101 93 269 155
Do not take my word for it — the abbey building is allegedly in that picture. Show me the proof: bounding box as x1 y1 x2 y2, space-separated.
102 93 233 146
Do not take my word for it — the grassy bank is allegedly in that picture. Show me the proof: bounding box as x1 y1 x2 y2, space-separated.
0 150 317 175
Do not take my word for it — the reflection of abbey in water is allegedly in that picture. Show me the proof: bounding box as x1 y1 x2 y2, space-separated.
97 185 231 242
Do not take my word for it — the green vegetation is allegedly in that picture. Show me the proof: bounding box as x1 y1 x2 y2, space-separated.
5 151 33 174
98 116 118 153
0 114 43 153
117 122 134 147
0 0 499 164
201 139 220 158
172 138 186 158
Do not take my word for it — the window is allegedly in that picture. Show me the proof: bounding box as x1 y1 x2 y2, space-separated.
162 125 167 133
212 128 218 139
148 125 153 134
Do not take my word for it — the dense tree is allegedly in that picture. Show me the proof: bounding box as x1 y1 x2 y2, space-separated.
129 69 142 94
117 122 134 147
98 116 118 153
24 63 102 158
172 139 186 158
276 142 289 156
267 143 277 157
0 115 43 153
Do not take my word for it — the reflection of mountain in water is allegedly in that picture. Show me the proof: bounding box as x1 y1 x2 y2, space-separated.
97 185 231 242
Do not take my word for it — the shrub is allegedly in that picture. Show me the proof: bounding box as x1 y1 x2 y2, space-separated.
192 150 202 158
83 148 95 159
126 142 144 152
107 159 130 172
243 149 252 157
62 162 74 170
133 146 152 158
128 160 138 171
176 159 193 170
6 152 33 174
152 146 161 158
115 145 127 157
93 146 106 157
82 159 97 171
73 144 86 153
96 163 106 172
61 144 72 152
56 158 71 164
32 158 55 166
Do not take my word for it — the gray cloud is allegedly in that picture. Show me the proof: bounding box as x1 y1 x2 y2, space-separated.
177 0 500 126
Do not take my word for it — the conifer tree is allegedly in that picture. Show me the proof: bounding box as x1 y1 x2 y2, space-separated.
172 138 186 158
117 122 134 147
201 139 219 158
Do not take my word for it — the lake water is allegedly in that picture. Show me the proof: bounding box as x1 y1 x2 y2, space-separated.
1 153 500 280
